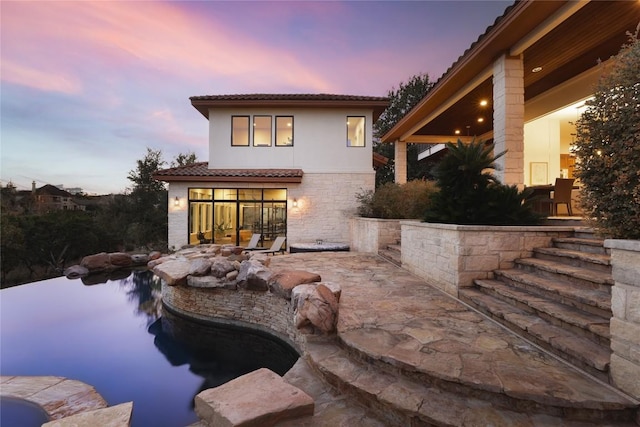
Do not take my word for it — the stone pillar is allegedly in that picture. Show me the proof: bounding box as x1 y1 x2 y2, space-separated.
493 54 524 187
605 239 640 399
394 141 407 184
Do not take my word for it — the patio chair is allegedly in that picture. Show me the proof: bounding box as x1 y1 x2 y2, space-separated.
248 236 286 256
242 233 262 250
550 178 575 216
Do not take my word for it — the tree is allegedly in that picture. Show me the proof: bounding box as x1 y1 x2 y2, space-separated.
573 27 640 239
171 151 198 167
125 148 168 250
373 73 434 186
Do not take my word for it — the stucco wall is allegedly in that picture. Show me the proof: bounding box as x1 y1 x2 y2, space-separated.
606 239 640 399
401 222 574 296
167 172 373 249
207 108 374 172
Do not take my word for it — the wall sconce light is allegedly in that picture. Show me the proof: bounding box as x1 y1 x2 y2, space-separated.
174 197 180 207
292 199 298 208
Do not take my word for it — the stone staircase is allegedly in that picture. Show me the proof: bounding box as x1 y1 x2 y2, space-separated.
458 228 614 383
378 241 401 266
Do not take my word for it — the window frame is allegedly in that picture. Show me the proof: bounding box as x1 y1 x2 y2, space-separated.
275 116 294 147
252 115 272 147
231 115 250 147
346 116 366 147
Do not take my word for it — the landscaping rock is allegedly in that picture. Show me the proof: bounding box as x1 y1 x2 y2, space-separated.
188 275 227 288
149 251 162 261
153 259 192 286
189 258 212 276
292 283 340 334
268 270 322 299
81 253 111 272
109 252 132 268
237 260 272 291
194 368 314 427
211 258 236 278
42 401 133 427
130 254 149 265
64 265 89 279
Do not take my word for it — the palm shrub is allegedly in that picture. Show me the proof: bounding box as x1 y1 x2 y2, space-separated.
424 139 542 225
573 28 640 239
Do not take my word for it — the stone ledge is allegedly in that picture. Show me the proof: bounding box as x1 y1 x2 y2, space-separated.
194 368 314 427
42 401 133 427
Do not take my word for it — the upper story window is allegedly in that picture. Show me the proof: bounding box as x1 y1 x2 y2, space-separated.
275 116 293 146
347 116 365 147
231 116 250 146
253 116 272 147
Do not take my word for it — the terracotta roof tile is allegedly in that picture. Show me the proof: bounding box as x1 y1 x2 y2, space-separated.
189 93 388 102
153 162 304 183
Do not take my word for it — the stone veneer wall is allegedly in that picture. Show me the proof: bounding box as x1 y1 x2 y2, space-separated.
400 222 574 297
606 239 640 399
349 218 402 253
161 282 304 352
167 172 374 249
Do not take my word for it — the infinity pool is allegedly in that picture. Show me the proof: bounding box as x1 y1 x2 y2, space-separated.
0 270 299 426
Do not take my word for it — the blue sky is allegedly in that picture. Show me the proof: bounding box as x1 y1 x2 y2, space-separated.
1 1 512 195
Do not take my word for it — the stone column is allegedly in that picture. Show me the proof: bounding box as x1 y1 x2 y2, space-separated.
493 54 524 187
394 140 407 184
605 239 640 399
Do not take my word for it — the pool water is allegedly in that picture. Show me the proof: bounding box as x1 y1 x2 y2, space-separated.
0 270 299 427
0 396 50 426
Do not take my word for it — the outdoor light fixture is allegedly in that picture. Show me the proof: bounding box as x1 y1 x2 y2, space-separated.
477 117 484 123
174 197 179 207
292 199 298 208
532 66 543 73
454 129 461 135
479 99 488 107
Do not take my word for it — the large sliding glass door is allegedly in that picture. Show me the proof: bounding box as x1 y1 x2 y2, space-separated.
188 188 287 247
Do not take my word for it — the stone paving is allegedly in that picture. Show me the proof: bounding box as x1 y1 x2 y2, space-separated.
267 252 639 426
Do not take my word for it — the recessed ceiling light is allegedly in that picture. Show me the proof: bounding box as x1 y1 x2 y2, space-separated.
479 99 488 107
454 129 461 135
477 117 484 123
532 66 543 73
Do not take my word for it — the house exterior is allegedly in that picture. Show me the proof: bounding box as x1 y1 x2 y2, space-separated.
381 0 640 189
34 184 85 213
154 94 388 250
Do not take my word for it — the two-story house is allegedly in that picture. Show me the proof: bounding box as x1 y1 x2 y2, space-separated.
154 94 388 250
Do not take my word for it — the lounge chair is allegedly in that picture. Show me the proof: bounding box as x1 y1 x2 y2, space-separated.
248 236 286 256
242 233 262 250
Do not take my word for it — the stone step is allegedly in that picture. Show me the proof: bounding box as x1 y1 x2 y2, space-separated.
515 257 614 291
458 287 612 381
305 340 636 426
573 227 599 240
473 278 610 346
386 243 401 253
494 268 611 318
553 237 609 255
533 247 611 273
378 248 401 267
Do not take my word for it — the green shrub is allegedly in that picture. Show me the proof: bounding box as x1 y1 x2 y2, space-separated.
424 139 542 225
356 180 437 219
573 29 640 239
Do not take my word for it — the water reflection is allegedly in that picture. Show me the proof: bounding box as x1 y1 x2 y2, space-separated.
1 270 298 427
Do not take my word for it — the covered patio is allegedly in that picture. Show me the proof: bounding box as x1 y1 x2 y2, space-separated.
381 1 640 198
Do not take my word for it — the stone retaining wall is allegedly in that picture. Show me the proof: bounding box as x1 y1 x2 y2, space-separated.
349 217 403 253
161 283 303 351
400 222 575 296
606 239 640 400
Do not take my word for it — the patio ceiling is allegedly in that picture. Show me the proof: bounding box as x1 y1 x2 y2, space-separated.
384 0 640 144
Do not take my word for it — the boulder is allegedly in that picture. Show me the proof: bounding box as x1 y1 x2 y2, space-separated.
210 258 236 278
81 253 111 272
109 252 132 268
237 260 272 291
189 258 212 276
268 270 322 299
194 368 314 427
64 265 89 279
131 254 149 265
292 283 340 334
188 275 226 288
152 259 192 286
149 251 162 260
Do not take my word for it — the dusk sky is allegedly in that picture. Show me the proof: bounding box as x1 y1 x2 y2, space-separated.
1 1 512 195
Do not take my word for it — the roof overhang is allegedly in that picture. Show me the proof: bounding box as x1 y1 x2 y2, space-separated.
190 94 389 122
381 0 640 143
153 163 304 184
